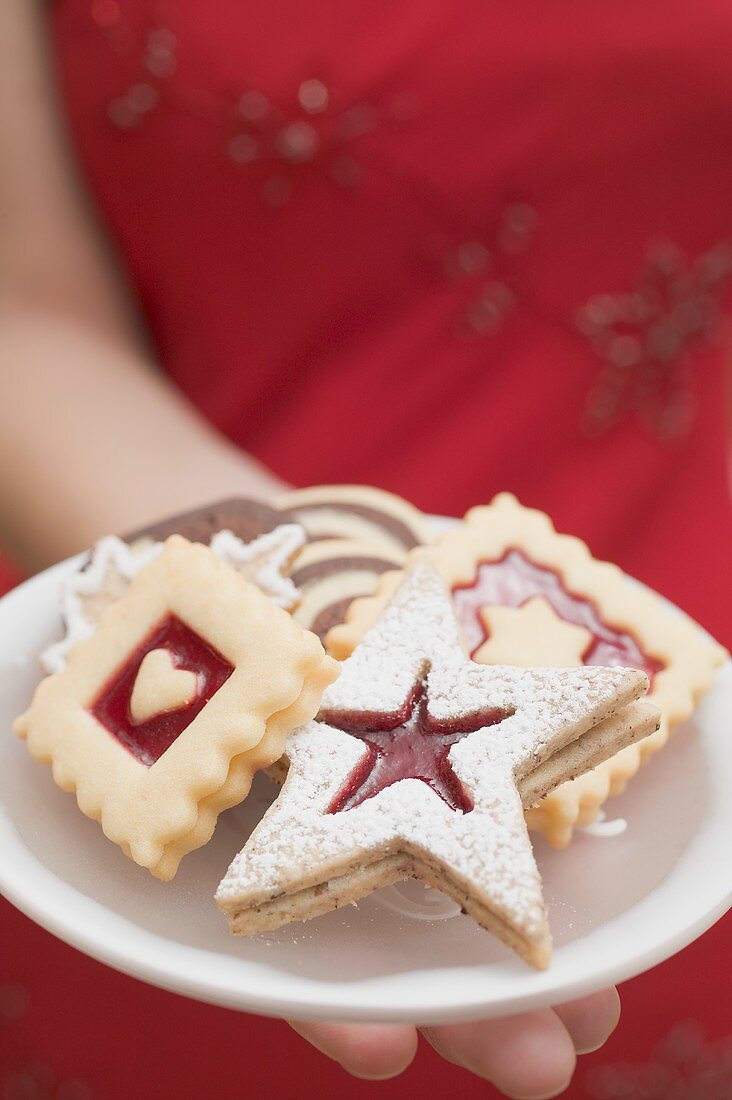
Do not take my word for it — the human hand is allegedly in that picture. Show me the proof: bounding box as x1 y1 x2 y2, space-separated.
289 987 620 1098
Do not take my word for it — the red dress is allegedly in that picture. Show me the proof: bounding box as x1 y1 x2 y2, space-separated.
1 2 731 1096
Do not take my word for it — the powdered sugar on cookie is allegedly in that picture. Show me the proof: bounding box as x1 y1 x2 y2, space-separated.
328 494 727 849
216 561 652 968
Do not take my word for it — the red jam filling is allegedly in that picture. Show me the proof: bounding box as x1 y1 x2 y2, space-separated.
325 681 507 814
89 615 234 767
451 549 663 681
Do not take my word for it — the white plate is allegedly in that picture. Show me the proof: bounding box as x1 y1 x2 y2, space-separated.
0 552 730 1024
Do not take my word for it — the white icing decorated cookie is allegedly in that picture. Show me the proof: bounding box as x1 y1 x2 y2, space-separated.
41 525 305 675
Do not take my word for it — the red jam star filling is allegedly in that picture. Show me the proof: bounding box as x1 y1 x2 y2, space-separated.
90 615 234 766
451 549 664 681
324 681 507 814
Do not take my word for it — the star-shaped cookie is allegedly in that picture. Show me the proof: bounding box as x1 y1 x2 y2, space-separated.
326 494 727 846
216 561 657 967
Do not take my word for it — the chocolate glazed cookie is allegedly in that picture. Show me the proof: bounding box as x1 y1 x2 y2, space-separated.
127 486 429 554
125 498 299 546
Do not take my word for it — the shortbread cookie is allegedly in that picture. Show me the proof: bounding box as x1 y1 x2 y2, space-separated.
216 562 657 967
274 485 429 553
126 497 297 546
328 494 727 846
16 536 338 880
288 538 407 641
41 526 304 675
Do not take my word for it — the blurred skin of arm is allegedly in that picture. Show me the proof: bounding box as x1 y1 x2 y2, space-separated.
0 5 623 1095
0 0 285 573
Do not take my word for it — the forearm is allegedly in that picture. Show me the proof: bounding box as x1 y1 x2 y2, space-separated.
0 310 286 571
0 0 142 344
0 1 285 571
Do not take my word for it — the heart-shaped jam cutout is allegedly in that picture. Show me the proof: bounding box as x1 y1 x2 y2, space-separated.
129 648 199 725
90 615 234 765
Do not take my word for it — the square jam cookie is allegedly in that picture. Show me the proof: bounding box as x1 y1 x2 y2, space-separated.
16 535 338 879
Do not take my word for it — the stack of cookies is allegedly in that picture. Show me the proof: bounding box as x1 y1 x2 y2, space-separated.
13 486 726 968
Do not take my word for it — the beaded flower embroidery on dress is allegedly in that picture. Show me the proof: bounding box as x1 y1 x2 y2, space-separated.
577 239 732 440
423 203 538 339
88 4 731 425
91 3 419 207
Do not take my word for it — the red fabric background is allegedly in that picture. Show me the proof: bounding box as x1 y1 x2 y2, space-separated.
2 2 731 1096
1 896 730 1098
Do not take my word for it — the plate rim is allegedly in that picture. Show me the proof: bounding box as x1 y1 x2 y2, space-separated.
0 552 730 1023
